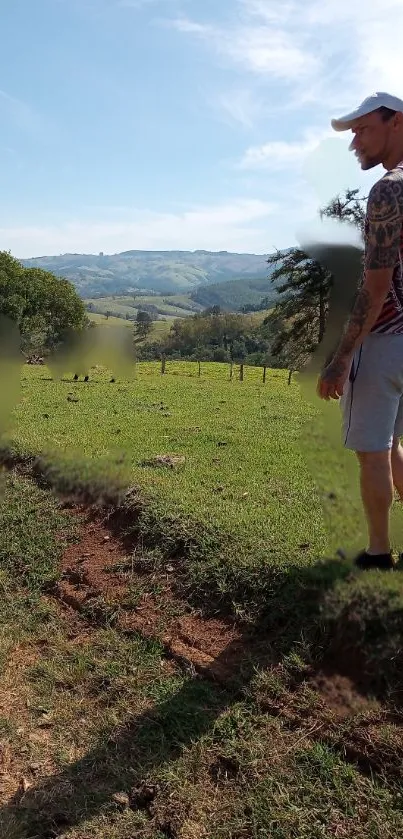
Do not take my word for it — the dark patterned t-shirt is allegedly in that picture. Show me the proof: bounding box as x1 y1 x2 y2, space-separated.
368 163 403 334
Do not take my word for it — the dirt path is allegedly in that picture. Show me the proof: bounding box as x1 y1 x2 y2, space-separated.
50 508 403 791
54 506 382 718
54 508 249 683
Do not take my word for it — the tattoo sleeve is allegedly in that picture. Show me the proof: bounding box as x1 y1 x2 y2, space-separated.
326 174 403 368
365 174 402 270
321 288 373 380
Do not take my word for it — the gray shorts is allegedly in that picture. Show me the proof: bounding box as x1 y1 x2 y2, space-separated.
342 334 403 451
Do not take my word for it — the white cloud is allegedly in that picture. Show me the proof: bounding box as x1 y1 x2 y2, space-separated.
168 0 403 235
1 199 277 258
224 28 318 79
303 0 403 102
212 89 261 128
170 17 211 35
238 135 327 170
170 16 319 81
240 0 298 25
169 0 403 109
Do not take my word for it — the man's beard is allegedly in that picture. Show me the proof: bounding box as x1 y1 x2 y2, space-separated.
360 154 382 171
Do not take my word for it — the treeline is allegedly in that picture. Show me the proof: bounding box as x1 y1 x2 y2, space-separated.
190 276 279 312
138 307 279 367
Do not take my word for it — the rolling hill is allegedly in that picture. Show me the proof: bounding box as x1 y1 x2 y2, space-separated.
84 274 281 323
21 249 271 296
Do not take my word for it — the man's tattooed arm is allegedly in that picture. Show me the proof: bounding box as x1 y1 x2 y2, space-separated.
322 175 402 380
365 171 402 270
321 288 372 380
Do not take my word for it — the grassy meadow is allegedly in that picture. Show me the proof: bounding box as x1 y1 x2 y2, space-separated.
87 312 174 342
85 293 203 320
4 362 369 611
1 360 403 838
1 474 403 838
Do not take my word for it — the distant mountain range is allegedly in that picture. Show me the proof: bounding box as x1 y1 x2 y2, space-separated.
21 249 272 297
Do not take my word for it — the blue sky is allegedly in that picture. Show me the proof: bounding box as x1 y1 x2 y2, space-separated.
0 0 401 258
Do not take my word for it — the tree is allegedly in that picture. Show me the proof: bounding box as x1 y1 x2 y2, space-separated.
320 188 366 234
0 251 88 355
201 305 221 317
262 250 330 370
135 310 153 339
264 190 366 368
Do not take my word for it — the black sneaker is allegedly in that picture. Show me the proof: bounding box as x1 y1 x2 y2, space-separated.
354 551 395 570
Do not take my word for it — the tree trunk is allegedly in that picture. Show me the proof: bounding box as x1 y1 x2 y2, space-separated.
318 285 326 344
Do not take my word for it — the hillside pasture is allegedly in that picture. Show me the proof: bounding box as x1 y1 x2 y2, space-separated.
85 294 203 320
3 361 373 615
2 361 403 838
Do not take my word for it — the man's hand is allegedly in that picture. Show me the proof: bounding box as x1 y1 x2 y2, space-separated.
317 356 351 400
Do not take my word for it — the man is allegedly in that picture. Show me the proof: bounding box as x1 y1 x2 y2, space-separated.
318 92 403 570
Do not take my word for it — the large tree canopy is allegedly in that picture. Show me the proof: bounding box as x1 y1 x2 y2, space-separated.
0 251 88 354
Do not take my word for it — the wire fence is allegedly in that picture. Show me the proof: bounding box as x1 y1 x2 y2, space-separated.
132 359 293 384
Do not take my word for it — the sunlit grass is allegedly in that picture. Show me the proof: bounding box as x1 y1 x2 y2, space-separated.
6 362 368 573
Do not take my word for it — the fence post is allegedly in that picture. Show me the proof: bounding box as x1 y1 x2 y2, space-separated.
239 364 244 382
288 369 293 386
263 366 267 384
198 360 201 377
229 363 233 381
161 354 166 375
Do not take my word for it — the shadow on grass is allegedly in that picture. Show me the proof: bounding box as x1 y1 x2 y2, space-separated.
2 554 403 838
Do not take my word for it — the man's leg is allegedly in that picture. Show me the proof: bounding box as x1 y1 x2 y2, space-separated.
356 450 394 554
341 337 403 564
391 437 403 499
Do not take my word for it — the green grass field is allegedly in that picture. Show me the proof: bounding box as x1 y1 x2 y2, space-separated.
5 358 403 630
2 362 403 837
85 294 203 320
5 364 359 600
88 312 173 341
1 473 403 838
6 362 401 605
88 312 132 327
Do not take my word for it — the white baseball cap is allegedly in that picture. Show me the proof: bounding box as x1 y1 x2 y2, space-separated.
331 92 403 132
